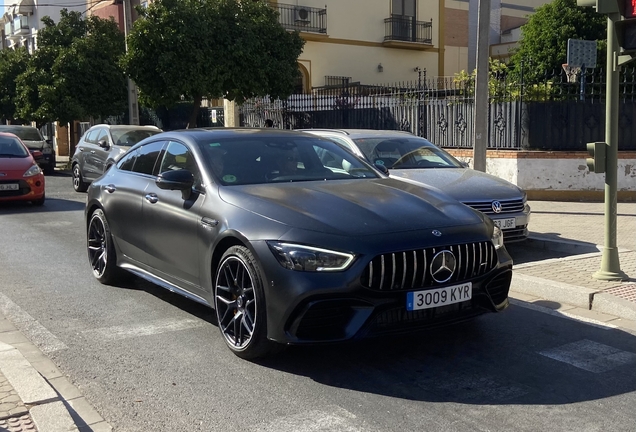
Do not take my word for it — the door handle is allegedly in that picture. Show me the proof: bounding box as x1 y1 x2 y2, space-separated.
145 193 159 204
90 150 96 154
78 147 84 152
105 184 116 193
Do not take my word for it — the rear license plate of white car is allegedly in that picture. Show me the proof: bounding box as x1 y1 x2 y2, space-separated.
0 184 19 191
494 217 516 229
406 282 472 311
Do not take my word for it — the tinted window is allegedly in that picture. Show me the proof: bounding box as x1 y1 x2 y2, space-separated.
117 150 137 171
158 141 202 188
0 136 29 157
132 141 165 175
353 137 463 169
198 136 379 186
111 129 160 147
85 129 100 143
0 127 43 141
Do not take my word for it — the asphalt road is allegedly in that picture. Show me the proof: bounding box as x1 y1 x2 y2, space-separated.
1 172 635 432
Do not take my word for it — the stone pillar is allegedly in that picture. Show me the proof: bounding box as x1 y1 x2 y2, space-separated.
223 99 241 128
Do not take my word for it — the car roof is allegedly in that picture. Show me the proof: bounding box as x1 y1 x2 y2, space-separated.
0 131 21 138
297 129 416 139
89 124 162 131
158 128 318 141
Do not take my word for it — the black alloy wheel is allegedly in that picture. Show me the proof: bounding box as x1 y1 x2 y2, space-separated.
87 209 125 285
214 246 274 359
72 164 89 192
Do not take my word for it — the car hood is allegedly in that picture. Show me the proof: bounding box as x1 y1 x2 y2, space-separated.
218 178 485 236
21 140 46 151
0 157 35 173
390 168 524 202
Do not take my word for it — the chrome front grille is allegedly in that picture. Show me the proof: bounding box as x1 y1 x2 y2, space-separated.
361 241 497 292
464 198 525 215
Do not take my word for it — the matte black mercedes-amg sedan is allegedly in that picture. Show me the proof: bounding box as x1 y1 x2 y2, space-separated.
85 129 513 359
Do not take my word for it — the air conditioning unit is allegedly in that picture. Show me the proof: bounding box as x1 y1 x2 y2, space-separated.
294 7 311 24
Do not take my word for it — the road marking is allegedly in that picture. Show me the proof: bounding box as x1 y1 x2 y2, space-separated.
509 298 618 330
539 339 636 373
82 318 206 341
0 293 68 354
256 407 368 432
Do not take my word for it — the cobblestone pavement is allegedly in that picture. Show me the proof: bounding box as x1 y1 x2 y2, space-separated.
0 373 29 421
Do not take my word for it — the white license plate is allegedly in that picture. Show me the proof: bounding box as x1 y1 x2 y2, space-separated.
406 282 472 311
494 217 516 229
0 184 19 191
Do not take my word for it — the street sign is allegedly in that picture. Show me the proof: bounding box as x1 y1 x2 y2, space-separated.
567 39 597 68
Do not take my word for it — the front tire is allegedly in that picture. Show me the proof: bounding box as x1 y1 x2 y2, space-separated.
87 209 125 285
31 194 45 206
214 246 276 360
72 164 89 192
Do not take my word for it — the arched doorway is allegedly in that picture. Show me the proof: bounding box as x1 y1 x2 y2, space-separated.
295 63 310 94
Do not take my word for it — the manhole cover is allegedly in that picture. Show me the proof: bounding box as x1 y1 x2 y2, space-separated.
605 284 636 302
0 414 37 431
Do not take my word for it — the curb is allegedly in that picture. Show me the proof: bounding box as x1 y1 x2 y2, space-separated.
510 235 636 322
0 342 77 432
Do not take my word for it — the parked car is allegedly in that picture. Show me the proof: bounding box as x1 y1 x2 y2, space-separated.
300 129 531 242
0 125 55 174
71 124 162 192
85 128 513 359
0 132 45 206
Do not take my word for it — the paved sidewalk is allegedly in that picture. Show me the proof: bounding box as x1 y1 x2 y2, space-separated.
0 316 111 431
509 200 636 328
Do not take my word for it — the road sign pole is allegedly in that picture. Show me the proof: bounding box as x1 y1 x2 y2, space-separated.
595 13 628 281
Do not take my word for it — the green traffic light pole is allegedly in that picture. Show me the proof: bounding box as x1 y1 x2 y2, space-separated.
596 13 628 281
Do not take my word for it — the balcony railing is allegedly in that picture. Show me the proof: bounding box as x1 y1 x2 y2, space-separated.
384 16 432 44
271 2 327 34
12 15 29 36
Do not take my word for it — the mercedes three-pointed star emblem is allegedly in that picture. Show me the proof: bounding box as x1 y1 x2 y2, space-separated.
430 250 457 283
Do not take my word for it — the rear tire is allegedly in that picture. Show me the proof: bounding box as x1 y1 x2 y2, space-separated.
72 164 89 192
87 209 126 285
214 246 279 360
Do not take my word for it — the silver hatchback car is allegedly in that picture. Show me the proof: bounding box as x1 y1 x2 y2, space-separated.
71 124 161 192
301 129 531 242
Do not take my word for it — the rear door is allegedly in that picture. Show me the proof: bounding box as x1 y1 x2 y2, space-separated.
84 127 108 181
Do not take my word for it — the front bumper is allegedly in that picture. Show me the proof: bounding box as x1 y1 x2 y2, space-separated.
33 152 56 170
251 241 513 345
0 177 45 202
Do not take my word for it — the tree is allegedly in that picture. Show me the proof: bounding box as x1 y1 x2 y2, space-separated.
0 47 30 124
509 0 606 84
15 9 127 135
122 0 305 128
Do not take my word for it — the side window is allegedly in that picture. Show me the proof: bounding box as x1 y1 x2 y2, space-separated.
85 129 100 143
95 129 109 144
117 150 137 172
158 141 202 189
326 135 356 153
131 141 166 175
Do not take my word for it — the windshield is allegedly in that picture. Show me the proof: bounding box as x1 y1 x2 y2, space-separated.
0 137 29 157
353 137 464 169
111 129 161 147
197 136 381 186
0 127 43 142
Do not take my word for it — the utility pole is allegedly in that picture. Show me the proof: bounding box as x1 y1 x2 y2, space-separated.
123 0 140 125
472 0 491 172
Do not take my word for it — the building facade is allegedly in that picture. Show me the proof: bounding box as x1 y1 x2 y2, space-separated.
1 0 85 52
444 0 550 76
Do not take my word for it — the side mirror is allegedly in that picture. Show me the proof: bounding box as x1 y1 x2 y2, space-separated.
374 162 389 175
157 169 194 199
98 139 110 149
460 161 469 168
31 150 43 158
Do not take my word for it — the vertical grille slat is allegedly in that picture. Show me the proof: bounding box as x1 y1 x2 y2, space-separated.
362 241 499 291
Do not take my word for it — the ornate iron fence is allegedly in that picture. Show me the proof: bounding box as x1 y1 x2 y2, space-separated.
238 66 636 151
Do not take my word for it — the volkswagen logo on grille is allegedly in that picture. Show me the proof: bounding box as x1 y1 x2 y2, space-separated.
492 201 502 213
430 250 456 283
432 230 442 237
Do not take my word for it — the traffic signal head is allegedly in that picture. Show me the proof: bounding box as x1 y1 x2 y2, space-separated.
586 142 606 174
616 0 636 53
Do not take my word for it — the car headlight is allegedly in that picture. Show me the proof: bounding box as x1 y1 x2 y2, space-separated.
42 147 53 154
23 164 41 177
492 226 504 250
267 241 355 272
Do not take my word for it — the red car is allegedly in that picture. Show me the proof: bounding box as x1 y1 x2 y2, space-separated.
0 132 45 206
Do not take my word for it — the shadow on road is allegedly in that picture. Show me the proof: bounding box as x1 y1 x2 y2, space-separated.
0 197 85 213
505 235 600 266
